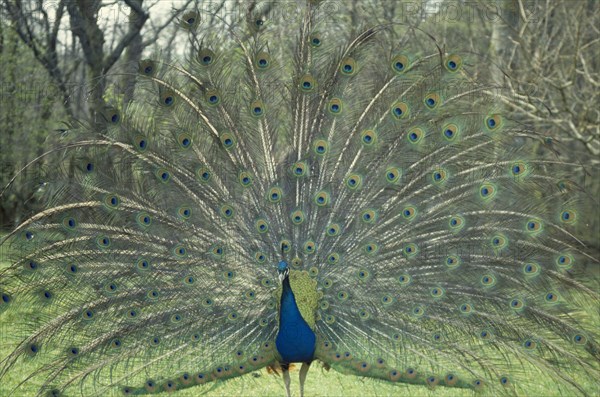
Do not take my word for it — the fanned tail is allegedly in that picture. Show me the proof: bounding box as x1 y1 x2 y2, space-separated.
1 1 598 396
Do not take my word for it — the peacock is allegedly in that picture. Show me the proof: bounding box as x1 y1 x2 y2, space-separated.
1 1 599 396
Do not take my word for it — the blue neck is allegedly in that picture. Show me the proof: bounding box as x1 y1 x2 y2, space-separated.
275 276 316 363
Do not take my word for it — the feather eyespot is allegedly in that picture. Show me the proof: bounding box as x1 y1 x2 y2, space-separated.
556 253 573 269
250 100 265 117
255 52 271 69
391 101 408 119
328 98 343 114
407 127 424 144
180 11 200 29
361 129 377 146
424 93 440 109
391 54 410 73
485 114 502 131
346 173 363 189
326 223 340 236
314 191 330 206
444 54 462 72
340 57 357 75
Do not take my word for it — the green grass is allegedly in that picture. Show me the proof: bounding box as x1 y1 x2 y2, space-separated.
0 275 468 397
1 241 598 397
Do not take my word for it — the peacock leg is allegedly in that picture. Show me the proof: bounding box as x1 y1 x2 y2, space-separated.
281 363 291 397
299 361 311 397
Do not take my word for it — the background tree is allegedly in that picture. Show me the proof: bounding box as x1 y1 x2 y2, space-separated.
0 0 193 228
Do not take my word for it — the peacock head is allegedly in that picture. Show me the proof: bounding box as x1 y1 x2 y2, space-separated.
277 260 289 283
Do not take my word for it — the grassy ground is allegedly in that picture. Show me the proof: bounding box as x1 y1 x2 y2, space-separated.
0 238 461 397
1 239 598 397
0 278 468 397
4 328 596 397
